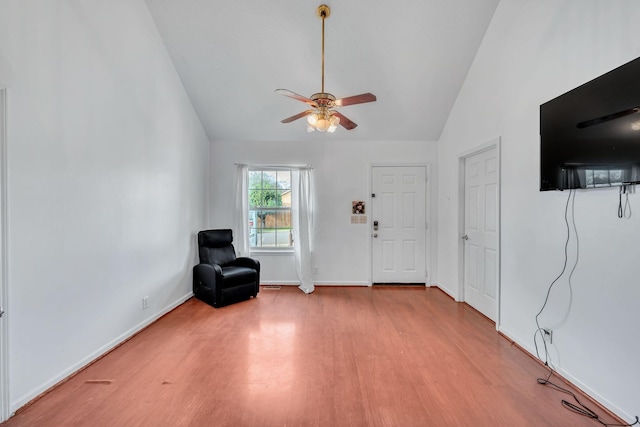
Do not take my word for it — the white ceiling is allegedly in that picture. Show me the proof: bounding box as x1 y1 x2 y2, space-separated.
145 0 499 142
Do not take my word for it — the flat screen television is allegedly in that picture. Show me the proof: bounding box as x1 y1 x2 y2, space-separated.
540 56 640 191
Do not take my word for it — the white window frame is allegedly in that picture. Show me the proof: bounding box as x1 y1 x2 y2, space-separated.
248 168 294 251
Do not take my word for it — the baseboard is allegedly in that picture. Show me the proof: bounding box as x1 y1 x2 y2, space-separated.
260 281 300 286
261 281 371 287
314 281 370 286
11 292 193 415
434 283 458 300
497 327 633 424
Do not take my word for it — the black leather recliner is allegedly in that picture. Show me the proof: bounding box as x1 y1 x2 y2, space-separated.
193 229 260 308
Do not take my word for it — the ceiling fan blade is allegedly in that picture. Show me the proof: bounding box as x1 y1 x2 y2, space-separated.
334 93 377 107
275 89 318 107
281 110 316 124
332 111 358 130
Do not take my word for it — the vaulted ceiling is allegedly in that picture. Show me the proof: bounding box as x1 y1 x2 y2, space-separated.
145 0 499 142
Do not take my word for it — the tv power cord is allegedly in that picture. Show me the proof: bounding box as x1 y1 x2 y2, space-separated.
618 184 631 218
537 368 639 427
533 189 639 426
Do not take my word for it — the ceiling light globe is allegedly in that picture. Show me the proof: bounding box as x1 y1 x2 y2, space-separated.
307 114 318 125
330 115 340 127
316 118 330 132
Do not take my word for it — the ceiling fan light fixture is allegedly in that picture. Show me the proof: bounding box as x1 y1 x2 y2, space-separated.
275 4 376 133
316 117 331 132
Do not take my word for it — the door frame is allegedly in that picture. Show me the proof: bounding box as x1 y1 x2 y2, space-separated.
0 87 9 421
457 138 501 329
369 163 433 286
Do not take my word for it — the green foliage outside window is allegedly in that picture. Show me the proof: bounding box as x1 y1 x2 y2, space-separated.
249 172 283 207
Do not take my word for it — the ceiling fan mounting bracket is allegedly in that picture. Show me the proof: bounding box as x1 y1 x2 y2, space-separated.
317 4 330 19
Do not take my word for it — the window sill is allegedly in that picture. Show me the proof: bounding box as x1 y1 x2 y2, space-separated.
250 248 295 256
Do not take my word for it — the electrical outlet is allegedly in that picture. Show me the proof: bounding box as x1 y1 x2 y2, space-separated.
543 328 553 344
313 266 319 275
142 296 149 310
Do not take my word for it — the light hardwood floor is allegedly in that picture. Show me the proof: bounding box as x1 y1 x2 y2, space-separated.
1 286 623 426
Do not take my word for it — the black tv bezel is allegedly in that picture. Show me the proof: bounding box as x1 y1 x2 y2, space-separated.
540 56 640 191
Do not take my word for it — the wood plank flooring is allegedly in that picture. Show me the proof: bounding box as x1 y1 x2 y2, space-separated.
1 286 622 426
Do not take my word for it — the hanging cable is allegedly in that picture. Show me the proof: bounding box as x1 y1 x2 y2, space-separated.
538 369 639 426
534 189 573 365
618 185 626 218
534 189 639 426
617 184 632 218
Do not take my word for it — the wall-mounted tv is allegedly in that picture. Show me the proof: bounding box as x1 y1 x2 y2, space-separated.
540 56 640 191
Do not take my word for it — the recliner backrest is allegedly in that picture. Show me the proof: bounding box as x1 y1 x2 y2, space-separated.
198 229 237 266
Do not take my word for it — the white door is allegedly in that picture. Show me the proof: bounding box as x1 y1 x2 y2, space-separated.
0 88 8 421
371 166 426 284
463 147 499 321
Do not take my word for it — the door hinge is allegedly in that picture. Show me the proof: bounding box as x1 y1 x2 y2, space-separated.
0 308 4 318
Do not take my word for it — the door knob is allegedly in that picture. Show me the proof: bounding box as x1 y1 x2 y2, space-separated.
462 234 469 240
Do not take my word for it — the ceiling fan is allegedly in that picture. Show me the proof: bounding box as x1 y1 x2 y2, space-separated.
276 4 377 133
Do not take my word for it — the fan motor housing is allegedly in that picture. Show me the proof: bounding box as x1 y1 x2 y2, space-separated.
310 92 336 108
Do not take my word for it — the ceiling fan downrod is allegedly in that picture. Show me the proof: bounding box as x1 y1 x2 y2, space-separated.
317 4 330 94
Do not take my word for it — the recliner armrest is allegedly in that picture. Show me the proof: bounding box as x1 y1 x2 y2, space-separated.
193 263 225 307
232 257 260 271
194 263 223 278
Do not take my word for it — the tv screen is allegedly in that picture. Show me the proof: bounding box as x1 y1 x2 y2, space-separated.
540 56 640 191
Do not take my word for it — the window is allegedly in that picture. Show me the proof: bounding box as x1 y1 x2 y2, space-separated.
577 167 627 188
248 169 293 248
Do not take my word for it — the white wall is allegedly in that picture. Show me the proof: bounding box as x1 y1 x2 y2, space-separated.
209 139 438 285
0 1 208 413
438 0 640 420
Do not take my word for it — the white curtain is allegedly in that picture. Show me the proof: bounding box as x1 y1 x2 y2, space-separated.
233 164 250 257
292 168 314 294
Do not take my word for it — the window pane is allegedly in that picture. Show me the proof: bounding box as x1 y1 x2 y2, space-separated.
249 190 268 208
275 228 292 247
277 171 291 190
279 190 292 208
249 171 262 190
254 209 265 228
248 210 258 247
258 228 276 248
261 209 277 228
275 210 291 229
263 171 277 190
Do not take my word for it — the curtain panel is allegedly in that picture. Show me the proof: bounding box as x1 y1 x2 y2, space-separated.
292 168 314 293
233 164 250 257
